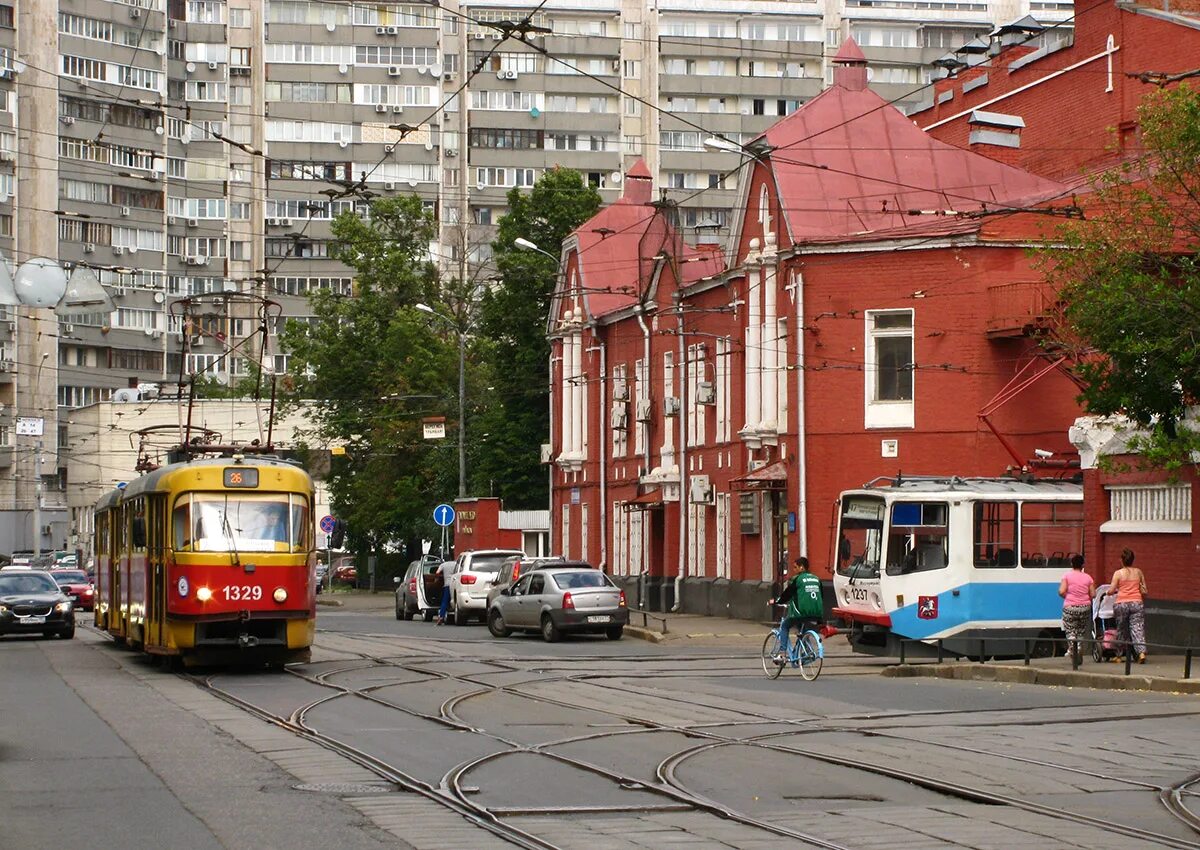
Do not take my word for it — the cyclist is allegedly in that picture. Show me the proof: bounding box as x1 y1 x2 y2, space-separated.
772 556 824 660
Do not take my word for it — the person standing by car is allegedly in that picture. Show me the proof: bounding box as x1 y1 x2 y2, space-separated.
1110 548 1148 663
435 558 454 625
772 557 824 658
1058 554 1095 658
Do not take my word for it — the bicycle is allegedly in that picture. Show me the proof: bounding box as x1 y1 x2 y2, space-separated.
761 617 824 680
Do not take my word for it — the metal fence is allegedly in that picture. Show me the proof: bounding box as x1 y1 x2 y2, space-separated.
897 636 1194 679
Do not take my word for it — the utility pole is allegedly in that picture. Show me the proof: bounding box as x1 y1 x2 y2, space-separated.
32 439 41 558
458 326 466 499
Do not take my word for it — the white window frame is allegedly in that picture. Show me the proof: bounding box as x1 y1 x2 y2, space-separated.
864 309 915 429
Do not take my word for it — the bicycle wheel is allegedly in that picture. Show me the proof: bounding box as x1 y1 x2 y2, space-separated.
798 631 823 681
761 631 786 679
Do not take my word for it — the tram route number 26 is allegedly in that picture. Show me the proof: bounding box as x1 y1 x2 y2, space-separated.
222 585 263 601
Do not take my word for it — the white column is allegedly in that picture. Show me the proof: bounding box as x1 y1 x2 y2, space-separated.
761 262 777 432
568 331 581 457
743 250 762 436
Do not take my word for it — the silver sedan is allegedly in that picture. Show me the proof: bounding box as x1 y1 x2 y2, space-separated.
487 567 628 642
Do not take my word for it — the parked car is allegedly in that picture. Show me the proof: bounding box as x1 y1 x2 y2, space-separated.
315 561 328 593
448 549 524 625
487 566 627 642
394 556 442 621
0 569 76 639
486 555 574 608
49 569 94 612
332 560 357 584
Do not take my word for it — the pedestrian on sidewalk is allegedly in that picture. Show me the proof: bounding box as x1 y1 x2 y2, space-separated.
1110 548 1148 663
435 559 453 625
1058 554 1095 658
772 557 824 659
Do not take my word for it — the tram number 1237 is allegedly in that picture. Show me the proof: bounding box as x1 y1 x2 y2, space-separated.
222 585 263 601
847 586 869 602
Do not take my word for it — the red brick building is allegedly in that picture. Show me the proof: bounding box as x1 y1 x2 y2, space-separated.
915 0 1200 645
548 42 1092 616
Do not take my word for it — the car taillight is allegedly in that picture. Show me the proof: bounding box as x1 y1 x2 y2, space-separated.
460 574 477 585
408 578 417 593
562 592 575 610
511 564 521 582
618 590 626 607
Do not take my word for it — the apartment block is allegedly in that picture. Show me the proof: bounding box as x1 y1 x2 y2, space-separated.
0 0 1071 553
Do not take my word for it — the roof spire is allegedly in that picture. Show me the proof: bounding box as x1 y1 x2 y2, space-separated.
833 37 868 92
623 158 653 204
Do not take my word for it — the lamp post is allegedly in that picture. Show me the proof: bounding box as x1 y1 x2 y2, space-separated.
513 237 559 263
416 303 467 499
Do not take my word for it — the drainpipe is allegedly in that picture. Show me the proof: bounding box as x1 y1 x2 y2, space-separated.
634 306 652 599
795 270 809 560
673 293 686 612
588 324 608 573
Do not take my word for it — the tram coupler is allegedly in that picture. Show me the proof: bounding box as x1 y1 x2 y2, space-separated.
238 633 259 649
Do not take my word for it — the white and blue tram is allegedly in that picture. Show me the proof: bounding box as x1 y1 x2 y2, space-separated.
831 476 1084 656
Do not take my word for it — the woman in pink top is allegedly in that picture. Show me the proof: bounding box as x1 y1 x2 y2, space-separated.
1058 554 1095 658
1109 548 1149 663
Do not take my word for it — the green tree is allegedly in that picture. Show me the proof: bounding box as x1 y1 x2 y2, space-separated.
473 168 602 508
1047 83 1200 467
281 195 459 549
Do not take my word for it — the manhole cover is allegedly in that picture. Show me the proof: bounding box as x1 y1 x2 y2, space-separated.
294 782 394 795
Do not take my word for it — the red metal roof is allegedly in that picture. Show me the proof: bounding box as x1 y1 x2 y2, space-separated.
758 61 1069 244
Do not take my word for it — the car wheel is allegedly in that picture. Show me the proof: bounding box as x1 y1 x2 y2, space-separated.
541 615 561 643
423 609 434 622
403 604 415 621
394 601 404 621
605 625 623 640
453 602 469 626
488 609 511 638
60 624 75 639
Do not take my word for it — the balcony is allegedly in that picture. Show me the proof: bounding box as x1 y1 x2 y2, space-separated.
986 281 1057 338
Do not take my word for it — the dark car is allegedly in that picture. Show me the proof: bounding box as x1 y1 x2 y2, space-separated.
49 569 95 612
488 566 627 642
0 570 76 639
394 556 441 620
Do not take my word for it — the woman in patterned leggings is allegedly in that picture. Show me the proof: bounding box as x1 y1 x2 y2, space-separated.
1058 554 1095 658
1110 548 1148 663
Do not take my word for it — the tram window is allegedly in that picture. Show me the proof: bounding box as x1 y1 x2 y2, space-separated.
190 494 304 553
173 495 192 551
290 497 310 551
1020 502 1083 568
886 501 948 575
837 496 884 578
131 500 147 550
973 501 1018 567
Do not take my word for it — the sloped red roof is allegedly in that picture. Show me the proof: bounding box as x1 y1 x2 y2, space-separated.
758 77 1068 243
565 161 725 320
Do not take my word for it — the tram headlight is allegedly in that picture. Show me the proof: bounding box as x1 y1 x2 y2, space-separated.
272 587 288 604
195 586 213 602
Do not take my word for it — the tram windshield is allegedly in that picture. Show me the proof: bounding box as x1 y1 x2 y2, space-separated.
836 496 884 579
173 493 310 553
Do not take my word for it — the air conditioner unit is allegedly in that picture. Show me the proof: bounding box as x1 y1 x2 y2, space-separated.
385 26 398 34
609 404 628 430
635 398 652 422
207 61 218 70
689 475 714 505
84 243 95 253
392 104 404 114
445 148 457 157
376 27 387 35
167 216 177 225
0 362 8 372
663 396 681 417
186 218 199 227
612 381 629 402
473 32 486 40
185 255 209 266
59 115 76 126
120 206 131 217
492 32 503 40
0 151 14 162
168 18 177 28
113 246 127 255
383 181 396 191
375 103 388 113
443 72 456 82
696 380 716 405
505 70 519 80
130 7 141 18
62 323 75 335
387 66 402 76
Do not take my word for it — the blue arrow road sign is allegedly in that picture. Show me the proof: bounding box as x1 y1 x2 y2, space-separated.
319 515 336 534
433 504 456 527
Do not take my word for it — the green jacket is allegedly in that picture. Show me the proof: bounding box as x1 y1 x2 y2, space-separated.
781 571 823 620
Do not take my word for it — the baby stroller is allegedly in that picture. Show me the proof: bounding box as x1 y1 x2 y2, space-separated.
1091 584 1119 662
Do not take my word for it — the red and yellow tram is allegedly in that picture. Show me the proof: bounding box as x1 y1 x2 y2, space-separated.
94 455 317 667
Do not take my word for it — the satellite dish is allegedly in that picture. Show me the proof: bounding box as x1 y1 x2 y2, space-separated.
610 172 622 184
112 388 140 403
58 266 115 314
14 257 68 309
185 62 196 73
529 107 540 118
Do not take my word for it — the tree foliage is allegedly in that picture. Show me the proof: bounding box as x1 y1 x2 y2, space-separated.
1046 83 1200 466
473 168 602 508
281 195 459 549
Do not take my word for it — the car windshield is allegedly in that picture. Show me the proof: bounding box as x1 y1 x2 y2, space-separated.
0 573 59 594
551 571 610 590
173 493 310 553
52 571 88 584
468 555 511 573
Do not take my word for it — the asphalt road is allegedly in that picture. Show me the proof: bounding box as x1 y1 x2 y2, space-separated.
3 608 1199 850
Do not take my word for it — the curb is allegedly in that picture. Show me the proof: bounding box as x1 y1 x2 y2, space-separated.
623 625 665 644
315 598 345 608
882 663 1200 694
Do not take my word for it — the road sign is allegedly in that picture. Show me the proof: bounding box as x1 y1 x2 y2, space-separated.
319 515 336 534
433 503 456 527
15 417 44 437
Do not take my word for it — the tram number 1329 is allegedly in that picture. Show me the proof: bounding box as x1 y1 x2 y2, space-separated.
222 585 263 601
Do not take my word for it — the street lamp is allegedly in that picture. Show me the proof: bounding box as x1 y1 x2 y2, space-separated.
513 237 559 262
416 303 467 498
702 136 775 161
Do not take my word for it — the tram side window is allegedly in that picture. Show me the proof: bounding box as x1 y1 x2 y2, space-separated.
290 496 310 552
131 499 147 550
173 495 192 551
974 501 1017 567
886 501 949 575
1020 501 1083 568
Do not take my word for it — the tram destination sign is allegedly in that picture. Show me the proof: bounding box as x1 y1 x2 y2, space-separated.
224 467 259 488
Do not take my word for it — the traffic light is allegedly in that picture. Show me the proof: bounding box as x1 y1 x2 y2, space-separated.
330 519 346 549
